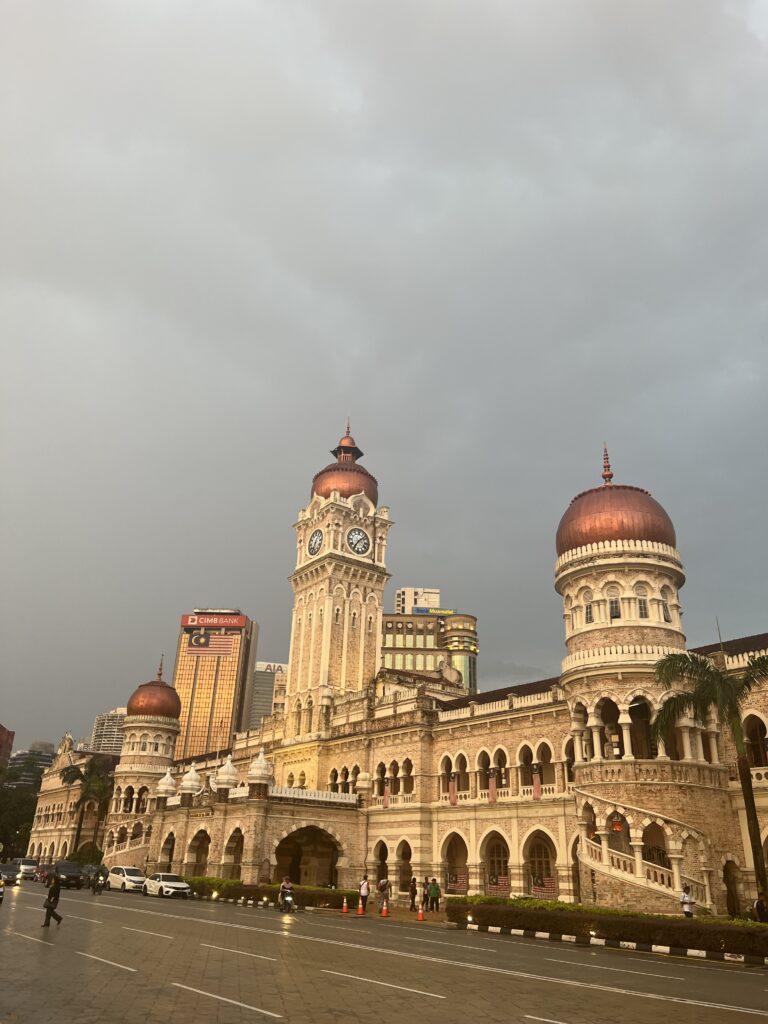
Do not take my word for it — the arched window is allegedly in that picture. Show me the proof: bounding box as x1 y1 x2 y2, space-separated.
367 615 374 634
402 758 413 794
287 772 294 788
606 585 621 620
660 586 673 623
329 769 339 793
351 611 358 629
635 584 649 619
340 766 349 794
350 765 360 793
389 760 400 795
583 589 594 625
298 771 306 789
335 607 341 625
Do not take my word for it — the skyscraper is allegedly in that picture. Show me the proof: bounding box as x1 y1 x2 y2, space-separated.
89 708 127 754
247 662 288 729
6 741 55 787
172 609 258 760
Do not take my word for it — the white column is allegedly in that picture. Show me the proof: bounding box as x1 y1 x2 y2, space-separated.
588 717 603 761
572 730 584 763
706 729 720 764
618 713 634 760
679 721 694 761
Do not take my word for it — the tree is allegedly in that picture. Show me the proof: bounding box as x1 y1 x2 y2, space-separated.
59 757 114 854
0 764 41 858
652 651 768 898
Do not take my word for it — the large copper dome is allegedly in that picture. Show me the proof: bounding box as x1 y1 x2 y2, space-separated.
126 662 181 719
312 424 378 505
556 449 676 556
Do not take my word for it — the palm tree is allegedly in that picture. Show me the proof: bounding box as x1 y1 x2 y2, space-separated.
59 757 114 855
652 651 768 896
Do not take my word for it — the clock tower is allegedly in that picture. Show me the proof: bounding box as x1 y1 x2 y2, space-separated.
284 425 392 731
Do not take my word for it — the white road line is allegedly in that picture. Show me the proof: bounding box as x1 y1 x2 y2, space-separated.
76 952 137 972
321 969 445 1000
123 926 173 939
67 914 102 924
201 943 277 961
172 983 281 1018
403 936 497 952
12 931 53 945
544 957 684 981
525 1016 570 1024
607 954 758 975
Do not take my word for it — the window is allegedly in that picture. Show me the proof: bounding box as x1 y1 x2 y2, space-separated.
609 598 621 620
585 603 594 624
638 598 649 619
662 601 672 623
335 607 340 625
351 612 358 629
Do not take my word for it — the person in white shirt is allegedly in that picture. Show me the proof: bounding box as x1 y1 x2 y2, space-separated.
680 884 696 918
358 874 370 912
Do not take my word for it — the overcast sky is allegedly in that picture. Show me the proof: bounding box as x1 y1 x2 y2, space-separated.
2 2 767 750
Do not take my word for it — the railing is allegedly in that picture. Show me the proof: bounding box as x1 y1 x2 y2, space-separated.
575 759 728 790
268 785 358 805
582 838 708 906
519 784 557 798
750 766 768 785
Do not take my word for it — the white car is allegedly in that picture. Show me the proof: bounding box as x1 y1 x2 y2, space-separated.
142 873 190 898
107 866 146 892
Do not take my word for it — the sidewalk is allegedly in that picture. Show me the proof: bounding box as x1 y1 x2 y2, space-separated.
312 900 449 927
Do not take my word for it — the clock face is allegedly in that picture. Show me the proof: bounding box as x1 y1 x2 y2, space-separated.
347 527 370 555
307 529 323 556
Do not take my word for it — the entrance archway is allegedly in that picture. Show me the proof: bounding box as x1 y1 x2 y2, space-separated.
395 840 412 892
480 831 509 895
222 828 244 880
274 827 340 886
723 860 740 917
443 832 468 894
373 840 388 883
187 830 211 876
160 833 175 872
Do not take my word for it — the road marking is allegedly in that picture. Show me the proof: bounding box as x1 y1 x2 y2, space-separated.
67 914 102 924
172 983 281 1018
544 957 684 981
525 1017 570 1024
610 954 759 975
201 943 277 961
403 936 497 952
12 931 53 945
76 952 137 972
123 926 173 939
321 969 445 999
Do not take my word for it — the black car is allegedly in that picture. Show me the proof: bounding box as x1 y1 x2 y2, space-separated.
0 865 18 887
52 861 83 889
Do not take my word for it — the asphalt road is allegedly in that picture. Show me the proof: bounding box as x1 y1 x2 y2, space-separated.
2 885 767 1024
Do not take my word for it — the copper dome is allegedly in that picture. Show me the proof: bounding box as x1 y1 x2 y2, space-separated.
556 449 676 556
312 424 379 505
126 662 181 720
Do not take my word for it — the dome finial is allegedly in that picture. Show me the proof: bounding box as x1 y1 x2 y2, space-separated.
345 416 351 437
602 443 613 485
156 654 165 681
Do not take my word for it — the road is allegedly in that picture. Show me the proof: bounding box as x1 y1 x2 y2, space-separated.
2 885 767 1024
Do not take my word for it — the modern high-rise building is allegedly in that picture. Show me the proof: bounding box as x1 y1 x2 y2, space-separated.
0 724 14 768
6 741 55 787
89 708 127 754
381 609 479 693
394 587 441 615
172 609 258 760
247 662 288 729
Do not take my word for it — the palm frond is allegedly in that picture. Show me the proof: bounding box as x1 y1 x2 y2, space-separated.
651 691 695 743
654 652 719 692
743 655 768 690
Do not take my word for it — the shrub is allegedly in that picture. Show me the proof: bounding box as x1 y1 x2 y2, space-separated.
180 878 359 908
446 898 768 957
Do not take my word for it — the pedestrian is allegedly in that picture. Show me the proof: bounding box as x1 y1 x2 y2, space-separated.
752 891 768 923
421 875 430 910
42 875 63 928
408 876 418 912
358 874 370 912
680 883 696 918
377 875 391 906
428 877 441 913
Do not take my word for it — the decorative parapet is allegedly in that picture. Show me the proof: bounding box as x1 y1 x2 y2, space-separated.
437 688 560 723
555 538 682 574
268 784 358 806
724 647 768 670
561 644 678 673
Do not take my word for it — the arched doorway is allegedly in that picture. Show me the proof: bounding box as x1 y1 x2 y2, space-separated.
274 826 340 886
629 698 653 759
481 831 510 895
60 841 68 858
222 828 244 880
131 821 143 841
642 823 670 868
443 832 468 894
744 715 768 768
523 830 558 897
606 812 631 855
395 840 412 892
723 860 741 917
187 830 211 876
372 840 388 883
160 833 175 872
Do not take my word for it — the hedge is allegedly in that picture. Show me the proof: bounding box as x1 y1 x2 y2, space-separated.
445 898 768 957
182 877 359 908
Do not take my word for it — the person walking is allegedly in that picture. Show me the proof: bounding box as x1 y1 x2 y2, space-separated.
377 875 391 908
680 884 696 918
408 876 418 912
42 875 63 928
421 875 430 911
428 877 441 913
358 874 370 913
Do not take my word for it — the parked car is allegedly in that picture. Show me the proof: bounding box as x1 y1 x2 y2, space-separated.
0 866 17 887
12 858 38 881
52 861 84 889
0 874 4 904
142 873 190 898
107 866 146 892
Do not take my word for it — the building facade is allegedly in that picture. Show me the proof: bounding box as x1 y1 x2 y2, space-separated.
395 587 441 615
0 724 14 769
31 435 768 917
247 663 288 729
7 742 55 787
90 708 127 754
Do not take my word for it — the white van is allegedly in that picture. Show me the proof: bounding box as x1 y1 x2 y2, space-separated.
13 858 38 881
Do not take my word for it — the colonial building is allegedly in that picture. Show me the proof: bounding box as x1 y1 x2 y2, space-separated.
30 431 768 917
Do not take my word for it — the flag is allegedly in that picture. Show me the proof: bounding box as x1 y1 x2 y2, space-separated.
382 781 390 808
448 775 458 806
187 631 235 657
532 766 542 801
488 772 497 803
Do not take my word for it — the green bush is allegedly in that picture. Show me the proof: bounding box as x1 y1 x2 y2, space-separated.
181 878 359 909
183 875 228 897
446 898 768 957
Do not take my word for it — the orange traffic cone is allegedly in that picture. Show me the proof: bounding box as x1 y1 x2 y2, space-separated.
342 896 349 914
380 898 389 918
356 897 364 916
417 905 424 922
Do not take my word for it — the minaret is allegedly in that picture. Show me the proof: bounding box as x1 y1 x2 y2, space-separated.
284 424 392 733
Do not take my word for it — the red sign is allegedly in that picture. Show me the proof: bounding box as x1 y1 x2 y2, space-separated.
181 613 247 629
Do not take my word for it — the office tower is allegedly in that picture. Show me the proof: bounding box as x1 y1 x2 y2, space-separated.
394 587 441 615
247 662 288 729
90 707 127 754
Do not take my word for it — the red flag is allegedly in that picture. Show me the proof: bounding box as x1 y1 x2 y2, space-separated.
488 772 497 803
382 782 390 808
532 767 542 801
449 775 458 806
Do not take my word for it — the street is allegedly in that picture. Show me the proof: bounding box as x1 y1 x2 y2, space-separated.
2 885 767 1024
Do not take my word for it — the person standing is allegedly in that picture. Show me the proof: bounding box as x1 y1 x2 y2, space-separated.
408 876 418 912
42 876 63 928
428 877 441 913
421 875 430 911
377 875 391 907
358 874 370 912
752 891 768 923
680 884 696 918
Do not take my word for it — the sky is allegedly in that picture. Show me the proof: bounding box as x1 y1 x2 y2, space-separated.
2 1 767 749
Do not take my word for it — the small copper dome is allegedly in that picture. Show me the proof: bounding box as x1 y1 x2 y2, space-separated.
312 423 379 505
126 661 181 720
556 448 676 556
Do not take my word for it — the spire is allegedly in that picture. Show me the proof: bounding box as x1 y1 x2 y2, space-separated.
345 416 351 437
156 654 165 682
602 443 613 485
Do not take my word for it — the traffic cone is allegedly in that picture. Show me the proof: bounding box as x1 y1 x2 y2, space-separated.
342 896 349 914
417 905 424 922
380 898 389 918
356 897 364 916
